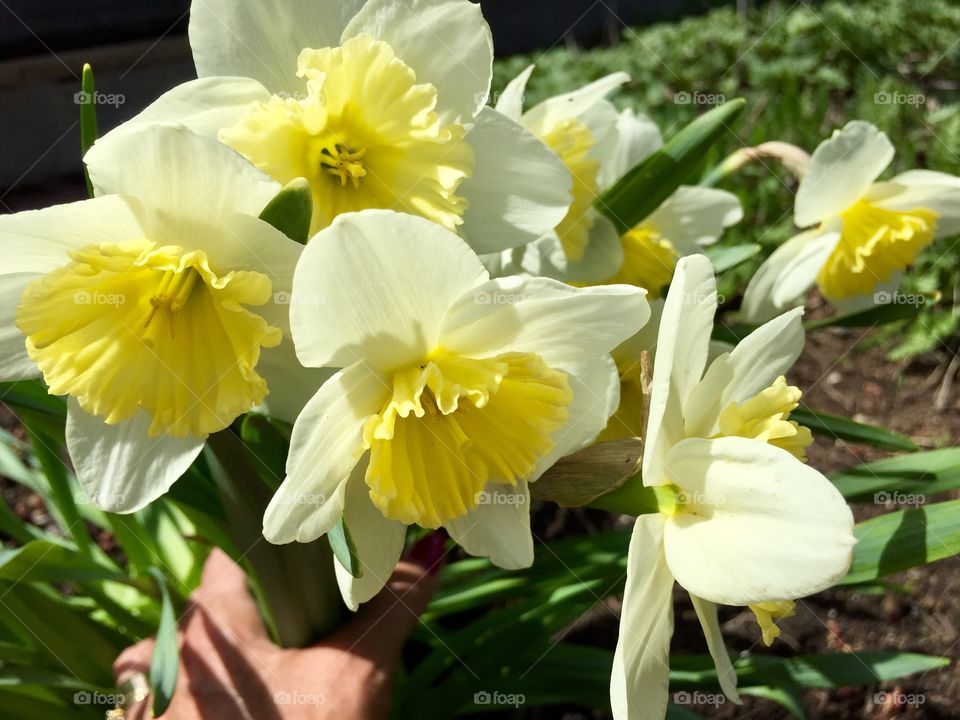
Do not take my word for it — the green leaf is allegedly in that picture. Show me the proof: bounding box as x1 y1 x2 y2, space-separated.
841 500 960 585
328 518 362 579
23 421 95 556
804 302 920 331
79 63 99 198
0 582 125 684
0 380 67 418
239 413 289 492
703 243 761 273
742 685 806 719
792 407 918 452
0 540 128 585
147 568 180 718
258 178 313 244
596 99 746 234
831 448 960 501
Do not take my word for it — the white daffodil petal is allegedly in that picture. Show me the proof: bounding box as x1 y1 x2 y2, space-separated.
723 308 805 406
335 465 407 610
460 107 573 253
66 400 204 513
445 480 533 570
566 216 625 284
97 77 271 143
580 99 623 186
873 170 960 239
291 210 487 370
524 72 630 136
662 436 855 606
85 125 280 247
256 344 335 424
0 195 146 276
611 515 674 720
495 64 535 122
0 274 39 379
681 353 735 440
643 255 716 484
690 595 741 704
482 234 569 281
795 121 894 227
263 361 387 544
342 0 493 123
599 109 663 188
189 0 365 93
532 355 621 477
646 186 743 255
440 276 649 369
739 228 839 324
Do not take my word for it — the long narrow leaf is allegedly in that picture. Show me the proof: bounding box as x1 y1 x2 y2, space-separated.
841 500 960 585
596 99 745 233
147 568 180 718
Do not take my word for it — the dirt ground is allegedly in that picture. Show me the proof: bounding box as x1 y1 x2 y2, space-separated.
1 183 958 718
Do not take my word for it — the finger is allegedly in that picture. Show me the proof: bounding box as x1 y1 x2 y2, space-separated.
333 532 446 664
113 638 155 683
191 548 271 645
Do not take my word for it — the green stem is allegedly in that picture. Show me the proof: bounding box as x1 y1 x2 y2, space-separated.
206 430 344 648
587 474 675 516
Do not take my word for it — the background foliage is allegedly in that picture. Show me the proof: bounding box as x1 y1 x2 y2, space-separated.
496 0 960 359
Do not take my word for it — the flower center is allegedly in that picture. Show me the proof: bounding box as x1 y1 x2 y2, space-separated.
317 143 368 188
716 376 813 461
362 351 572 528
219 33 474 236
818 199 939 301
540 117 600 261
16 240 282 438
605 225 677 297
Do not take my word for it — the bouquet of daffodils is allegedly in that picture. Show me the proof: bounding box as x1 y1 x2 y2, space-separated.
1 1 957 718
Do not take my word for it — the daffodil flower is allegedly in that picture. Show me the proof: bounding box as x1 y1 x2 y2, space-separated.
262 209 650 609
492 68 741 287
0 125 308 512
611 255 855 720
104 0 571 252
742 121 960 322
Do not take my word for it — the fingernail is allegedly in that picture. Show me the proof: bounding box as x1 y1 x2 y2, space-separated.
407 530 447 576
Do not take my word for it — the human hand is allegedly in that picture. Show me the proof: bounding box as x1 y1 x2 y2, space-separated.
114 536 445 719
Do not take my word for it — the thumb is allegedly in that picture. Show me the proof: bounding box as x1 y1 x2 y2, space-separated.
330 531 447 664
